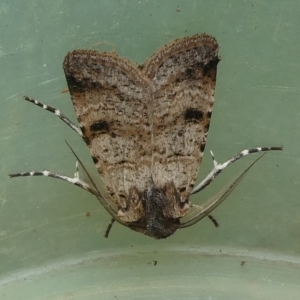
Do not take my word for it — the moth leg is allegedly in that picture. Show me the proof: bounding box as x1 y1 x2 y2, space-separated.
9 169 120 237
180 154 264 228
192 146 283 195
9 170 96 194
23 96 82 137
74 161 80 179
104 218 116 238
208 214 219 227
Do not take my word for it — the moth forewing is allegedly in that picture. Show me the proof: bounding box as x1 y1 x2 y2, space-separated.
63 50 154 215
145 34 220 203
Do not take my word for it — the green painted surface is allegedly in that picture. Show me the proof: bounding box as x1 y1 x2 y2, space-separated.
0 0 299 299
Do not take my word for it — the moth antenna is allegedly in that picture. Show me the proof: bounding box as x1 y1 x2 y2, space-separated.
192 146 283 194
23 96 82 137
180 153 266 228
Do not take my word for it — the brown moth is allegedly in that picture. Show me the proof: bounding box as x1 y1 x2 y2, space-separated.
9 34 282 239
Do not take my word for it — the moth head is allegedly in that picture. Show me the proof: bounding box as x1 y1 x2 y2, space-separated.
118 180 189 239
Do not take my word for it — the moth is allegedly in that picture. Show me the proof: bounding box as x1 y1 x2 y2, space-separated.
9 34 282 239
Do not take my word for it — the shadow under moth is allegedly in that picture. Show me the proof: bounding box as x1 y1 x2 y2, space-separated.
9 34 282 239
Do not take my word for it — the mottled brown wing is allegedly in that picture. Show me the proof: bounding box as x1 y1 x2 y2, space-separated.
142 34 219 201
63 51 153 208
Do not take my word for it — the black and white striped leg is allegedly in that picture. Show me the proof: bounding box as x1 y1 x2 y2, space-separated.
192 146 283 195
180 154 264 229
9 167 95 195
23 96 82 137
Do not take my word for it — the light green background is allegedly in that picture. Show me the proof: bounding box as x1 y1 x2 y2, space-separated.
0 1 299 299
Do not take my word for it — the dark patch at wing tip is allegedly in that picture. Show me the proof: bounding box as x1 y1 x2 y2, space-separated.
203 56 220 76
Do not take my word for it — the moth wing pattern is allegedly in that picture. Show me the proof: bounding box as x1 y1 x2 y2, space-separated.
63 51 153 217
142 34 219 203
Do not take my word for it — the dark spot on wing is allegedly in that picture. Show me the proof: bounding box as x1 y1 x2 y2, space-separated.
184 108 204 121
119 194 127 203
200 144 206 153
206 111 212 119
64 72 103 93
92 156 98 164
117 94 126 101
178 130 184 137
204 122 210 133
185 67 193 77
83 136 91 146
179 187 186 193
90 120 109 133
